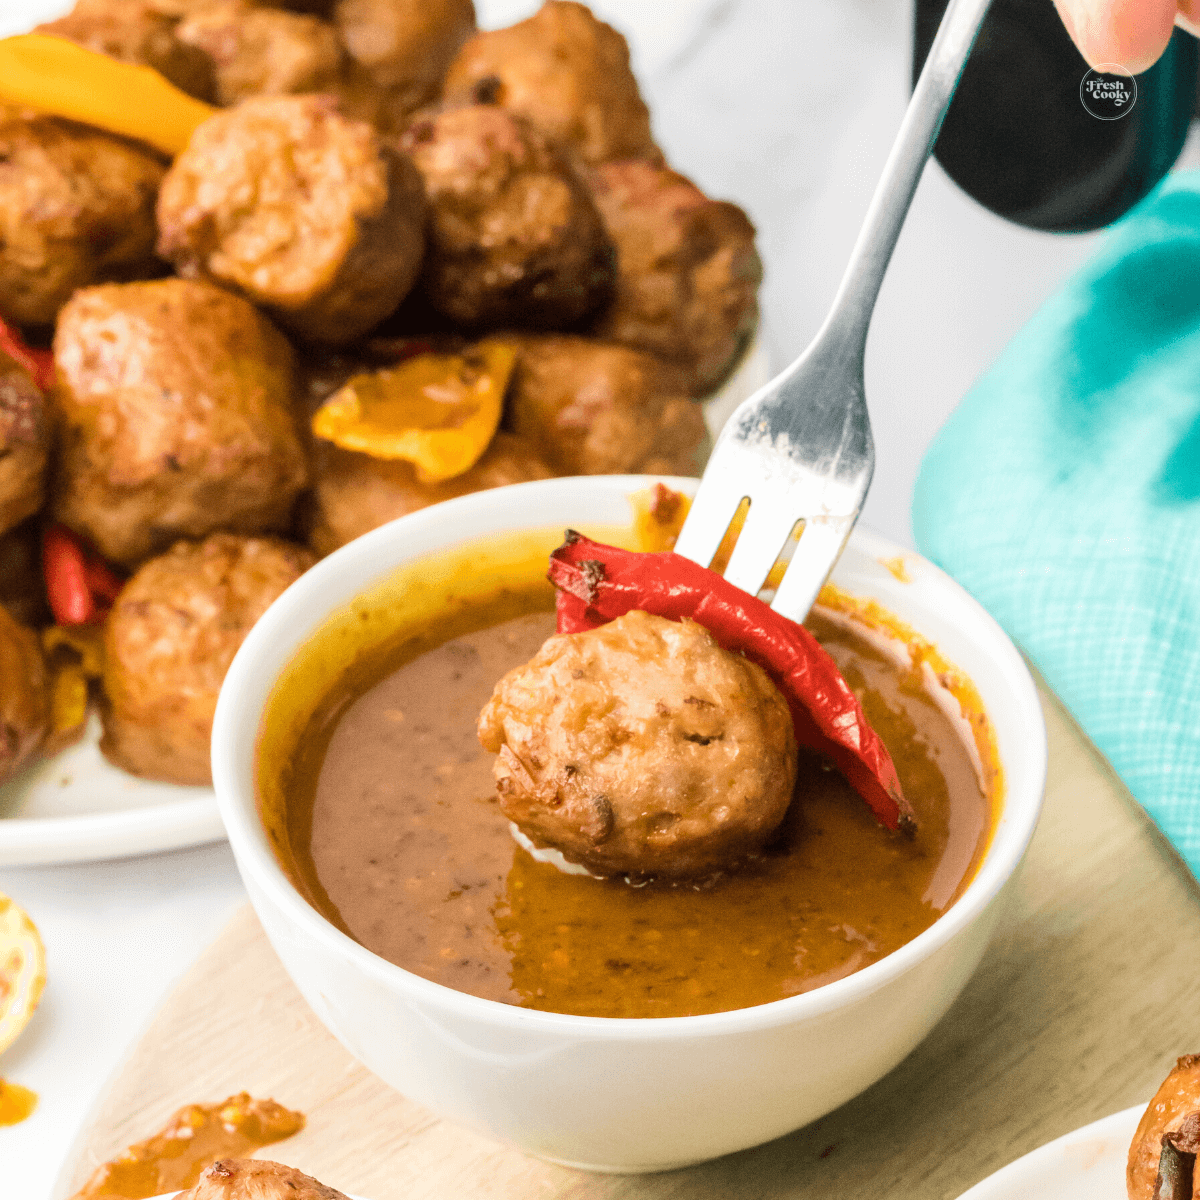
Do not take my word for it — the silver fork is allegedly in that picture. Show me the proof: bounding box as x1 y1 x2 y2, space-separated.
673 0 993 620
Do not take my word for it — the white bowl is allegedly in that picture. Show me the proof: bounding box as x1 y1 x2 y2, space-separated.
211 475 1046 1173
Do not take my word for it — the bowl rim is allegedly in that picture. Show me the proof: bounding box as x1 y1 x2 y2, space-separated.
212 474 1047 1038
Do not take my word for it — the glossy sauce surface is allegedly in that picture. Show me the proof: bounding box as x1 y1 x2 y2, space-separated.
286 591 992 1019
69 1093 304 1200
0 1078 36 1125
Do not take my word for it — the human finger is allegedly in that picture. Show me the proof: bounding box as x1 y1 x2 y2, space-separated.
1053 0 1179 72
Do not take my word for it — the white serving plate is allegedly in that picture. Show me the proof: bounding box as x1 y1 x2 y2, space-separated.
0 338 770 867
957 1105 1142 1199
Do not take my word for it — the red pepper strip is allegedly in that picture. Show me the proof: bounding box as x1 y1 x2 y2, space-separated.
43 525 93 625
0 316 54 392
83 557 125 604
42 525 124 625
374 337 436 364
549 532 915 834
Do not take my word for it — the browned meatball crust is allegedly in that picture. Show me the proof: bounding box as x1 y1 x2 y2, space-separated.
1128 1055 1200 1199
588 159 762 395
307 430 551 554
176 2 345 106
399 105 613 329
334 0 475 130
101 533 314 784
478 610 798 878
0 115 166 328
0 604 48 786
183 1159 350 1200
443 1 659 166
157 95 425 345
37 0 216 101
504 335 704 476
0 353 49 538
52 279 309 565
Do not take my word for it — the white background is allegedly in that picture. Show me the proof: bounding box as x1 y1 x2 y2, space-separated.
0 0 1185 1196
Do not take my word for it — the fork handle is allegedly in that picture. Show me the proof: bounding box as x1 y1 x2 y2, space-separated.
818 0 992 362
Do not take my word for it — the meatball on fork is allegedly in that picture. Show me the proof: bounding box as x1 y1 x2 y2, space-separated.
479 610 798 879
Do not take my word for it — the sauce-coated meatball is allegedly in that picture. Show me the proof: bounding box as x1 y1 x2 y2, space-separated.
157 95 425 345
334 0 475 130
101 533 314 784
37 0 216 101
0 604 48 786
0 115 166 328
52 279 309 565
399 105 613 329
443 1 658 166
504 335 705 476
176 2 345 105
478 610 798 878
588 159 762 394
182 1158 350 1200
1127 1055 1200 1200
306 431 551 554
0 352 49 538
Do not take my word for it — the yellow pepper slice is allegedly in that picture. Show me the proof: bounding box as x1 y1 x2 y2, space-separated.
312 342 517 484
42 624 105 735
0 35 214 156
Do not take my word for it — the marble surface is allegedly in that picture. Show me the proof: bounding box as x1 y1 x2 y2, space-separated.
0 1 1179 1197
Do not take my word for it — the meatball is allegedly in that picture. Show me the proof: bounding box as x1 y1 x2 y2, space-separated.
333 0 475 129
102 533 314 784
307 430 551 554
52 279 309 565
503 335 705 476
175 2 345 106
1128 1055 1200 1199
399 105 613 329
478 610 797 878
0 604 48 787
588 160 762 395
182 1159 349 1200
37 0 216 101
0 114 166 328
0 352 48 538
157 95 425 345
442 1 659 166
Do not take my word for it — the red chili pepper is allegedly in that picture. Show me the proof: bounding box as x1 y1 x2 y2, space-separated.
549 532 915 834
43 525 93 625
83 557 125 604
0 316 55 392
42 525 124 626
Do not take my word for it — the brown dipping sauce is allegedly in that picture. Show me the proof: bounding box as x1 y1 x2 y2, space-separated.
280 585 994 1020
69 1093 304 1200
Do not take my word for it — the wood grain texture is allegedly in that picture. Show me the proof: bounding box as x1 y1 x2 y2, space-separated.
58 688 1200 1200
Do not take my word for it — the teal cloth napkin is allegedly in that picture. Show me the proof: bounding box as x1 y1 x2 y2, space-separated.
913 172 1200 877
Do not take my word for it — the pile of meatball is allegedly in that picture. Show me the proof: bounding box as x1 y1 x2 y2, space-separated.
0 0 761 789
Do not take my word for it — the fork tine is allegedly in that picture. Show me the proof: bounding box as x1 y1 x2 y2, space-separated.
671 451 753 569
720 499 800 597
768 514 857 622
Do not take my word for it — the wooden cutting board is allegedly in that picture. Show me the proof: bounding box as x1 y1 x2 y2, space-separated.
57 689 1200 1200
